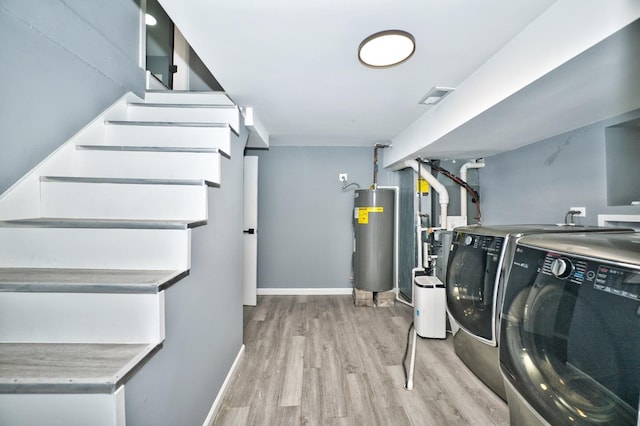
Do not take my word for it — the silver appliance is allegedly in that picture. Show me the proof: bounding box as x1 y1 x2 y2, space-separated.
500 232 639 425
353 188 395 292
445 224 629 400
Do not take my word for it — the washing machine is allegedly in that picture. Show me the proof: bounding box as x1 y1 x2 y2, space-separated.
445 224 630 400
500 232 639 425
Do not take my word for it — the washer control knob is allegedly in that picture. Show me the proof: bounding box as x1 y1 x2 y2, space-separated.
463 235 474 246
550 257 573 279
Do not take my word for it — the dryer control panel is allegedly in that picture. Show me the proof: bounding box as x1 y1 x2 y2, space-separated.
539 251 640 302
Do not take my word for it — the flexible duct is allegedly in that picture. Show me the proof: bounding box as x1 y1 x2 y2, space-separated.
460 160 485 225
404 160 449 230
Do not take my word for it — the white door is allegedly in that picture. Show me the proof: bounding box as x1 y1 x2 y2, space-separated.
243 156 258 306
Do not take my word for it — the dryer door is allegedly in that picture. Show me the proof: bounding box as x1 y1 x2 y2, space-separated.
500 246 639 425
446 232 503 343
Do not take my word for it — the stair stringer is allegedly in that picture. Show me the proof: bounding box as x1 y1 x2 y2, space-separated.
0 90 242 426
0 385 126 426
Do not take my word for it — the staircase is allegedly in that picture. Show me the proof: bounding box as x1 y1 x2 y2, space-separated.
0 91 240 426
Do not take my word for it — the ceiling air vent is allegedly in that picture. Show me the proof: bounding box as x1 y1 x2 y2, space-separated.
419 86 455 105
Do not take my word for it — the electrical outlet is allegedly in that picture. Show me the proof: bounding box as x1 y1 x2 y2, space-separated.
570 207 586 217
339 173 348 182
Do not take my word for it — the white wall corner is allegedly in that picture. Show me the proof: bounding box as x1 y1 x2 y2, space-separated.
115 385 126 426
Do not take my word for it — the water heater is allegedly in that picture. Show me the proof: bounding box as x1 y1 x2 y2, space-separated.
353 188 394 292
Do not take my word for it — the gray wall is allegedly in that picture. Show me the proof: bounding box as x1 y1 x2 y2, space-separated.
0 0 145 194
479 110 640 225
251 113 640 291
605 125 640 206
126 129 246 425
248 146 397 289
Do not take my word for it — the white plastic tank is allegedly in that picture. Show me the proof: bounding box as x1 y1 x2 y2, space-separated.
413 275 446 339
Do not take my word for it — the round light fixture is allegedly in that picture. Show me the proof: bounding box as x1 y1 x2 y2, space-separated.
145 13 157 26
358 30 415 68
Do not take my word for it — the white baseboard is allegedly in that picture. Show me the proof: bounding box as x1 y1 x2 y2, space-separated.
257 288 353 296
202 344 245 426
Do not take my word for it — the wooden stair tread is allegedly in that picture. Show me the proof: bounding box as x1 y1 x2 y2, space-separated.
40 175 218 188
0 342 159 393
106 120 231 128
104 119 237 136
0 268 187 293
0 218 206 229
75 144 230 159
77 144 221 152
128 102 237 109
40 176 208 186
144 89 235 104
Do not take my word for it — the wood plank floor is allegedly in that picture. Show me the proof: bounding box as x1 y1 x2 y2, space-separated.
213 295 508 426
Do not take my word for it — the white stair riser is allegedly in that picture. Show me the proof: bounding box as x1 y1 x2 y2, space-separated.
127 104 239 133
144 91 235 105
0 386 125 426
0 292 164 343
0 228 190 270
104 123 231 154
40 181 207 221
75 151 222 184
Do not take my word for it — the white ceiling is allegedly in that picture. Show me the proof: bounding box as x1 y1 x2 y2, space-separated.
158 0 640 166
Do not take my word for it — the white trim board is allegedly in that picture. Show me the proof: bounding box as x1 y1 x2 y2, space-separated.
202 344 245 426
598 214 640 231
257 288 353 296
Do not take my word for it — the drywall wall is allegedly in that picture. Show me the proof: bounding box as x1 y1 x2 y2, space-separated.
188 47 225 91
125 127 246 425
0 0 145 194
605 125 640 206
479 110 640 225
247 146 398 290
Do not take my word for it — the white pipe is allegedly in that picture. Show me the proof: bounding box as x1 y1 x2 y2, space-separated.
459 160 485 225
404 160 449 230
405 328 418 390
415 211 423 278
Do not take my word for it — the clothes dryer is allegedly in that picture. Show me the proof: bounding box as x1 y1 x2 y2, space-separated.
445 225 629 400
499 232 639 425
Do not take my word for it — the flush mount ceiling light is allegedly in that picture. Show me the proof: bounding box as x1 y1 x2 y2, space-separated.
145 13 157 26
358 30 415 68
419 86 455 105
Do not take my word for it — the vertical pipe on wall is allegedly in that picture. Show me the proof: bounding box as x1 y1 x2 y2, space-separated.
404 160 449 230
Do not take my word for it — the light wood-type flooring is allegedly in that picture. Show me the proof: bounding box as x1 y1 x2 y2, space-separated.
213 295 508 425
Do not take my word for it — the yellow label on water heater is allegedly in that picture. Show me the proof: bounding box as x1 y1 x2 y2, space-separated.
357 206 384 224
